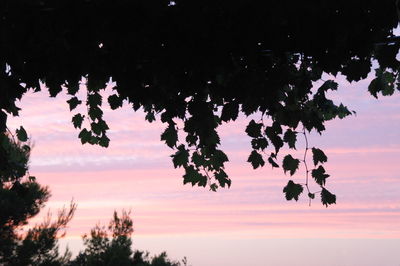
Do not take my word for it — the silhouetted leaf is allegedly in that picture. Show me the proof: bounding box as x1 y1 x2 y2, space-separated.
87 92 102 106
16 126 28 142
67 96 82 111
368 68 396 98
161 124 178 148
321 188 336 207
247 150 265 169
311 165 330 186
99 135 110 148
283 129 297 149
191 152 205 168
186 134 198 146
268 156 279 168
91 122 102 135
145 112 156 123
320 80 338 92
245 120 263 138
337 104 352 119
209 183 218 191
283 180 303 201
215 169 231 188
311 147 327 166
221 102 239 122
108 94 123 110
78 128 91 144
282 155 300 176
88 106 103 120
251 138 268 150
171 145 189 168
265 124 283 153
72 114 84 129
47 80 62 97
210 149 229 170
66 79 79 95
183 165 207 186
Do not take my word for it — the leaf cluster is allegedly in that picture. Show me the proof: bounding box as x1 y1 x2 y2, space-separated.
0 1 399 205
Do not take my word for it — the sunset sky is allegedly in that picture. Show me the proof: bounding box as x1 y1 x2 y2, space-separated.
8 73 400 266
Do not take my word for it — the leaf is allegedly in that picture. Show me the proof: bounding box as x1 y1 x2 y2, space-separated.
91 122 103 135
321 188 336 207
99 135 110 148
210 149 229 170
191 152 205 167
265 125 283 153
381 70 395 96
28 176 36 182
88 106 103 120
88 135 98 145
283 129 297 149
247 150 265 169
283 180 303 201
98 119 109 131
210 183 218 191
311 147 327 166
368 68 396 98
66 79 79 95
245 120 263 138
72 114 85 129
220 102 239 122
282 154 300 176
47 80 62 97
204 129 221 147
183 165 207 186
318 80 338 92
268 156 279 168
78 128 92 144
171 145 189 168
66 96 82 111
251 138 269 150
368 78 379 98
186 134 198 146
87 92 102 106
215 169 231 188
108 94 123 110
308 192 315 199
337 104 352 119
311 165 330 186
16 126 28 142
145 112 156 123
161 124 178 148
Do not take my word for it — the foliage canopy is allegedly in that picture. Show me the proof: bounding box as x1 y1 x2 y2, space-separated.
1 0 399 205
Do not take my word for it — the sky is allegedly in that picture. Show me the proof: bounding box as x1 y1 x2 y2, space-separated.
8 74 400 266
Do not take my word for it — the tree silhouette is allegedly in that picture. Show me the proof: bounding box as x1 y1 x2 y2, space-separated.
0 132 184 265
70 210 184 266
0 132 76 265
1 0 399 204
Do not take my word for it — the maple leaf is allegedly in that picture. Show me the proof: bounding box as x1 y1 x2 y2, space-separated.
283 180 303 201
311 165 330 186
247 150 265 169
283 129 297 149
311 147 328 166
282 155 300 176
161 124 178 148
